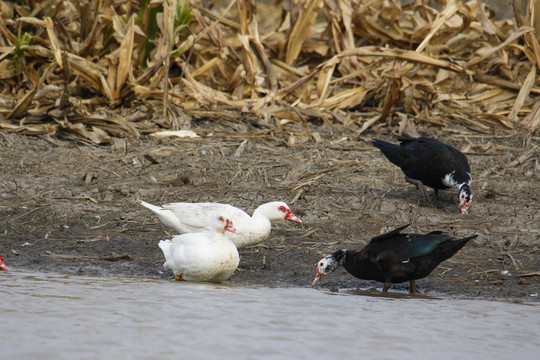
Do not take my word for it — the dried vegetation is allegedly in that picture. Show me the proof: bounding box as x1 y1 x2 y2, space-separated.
0 0 540 144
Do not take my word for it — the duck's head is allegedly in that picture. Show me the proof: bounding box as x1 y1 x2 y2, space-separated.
258 202 302 223
458 185 472 215
311 250 347 287
214 215 238 234
0 255 8 271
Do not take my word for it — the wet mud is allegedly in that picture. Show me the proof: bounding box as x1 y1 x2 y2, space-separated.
1 126 538 301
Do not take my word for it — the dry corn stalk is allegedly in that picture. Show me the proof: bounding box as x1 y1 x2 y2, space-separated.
0 0 539 142
286 0 324 64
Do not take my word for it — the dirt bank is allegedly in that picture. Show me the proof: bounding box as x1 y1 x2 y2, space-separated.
1 124 539 301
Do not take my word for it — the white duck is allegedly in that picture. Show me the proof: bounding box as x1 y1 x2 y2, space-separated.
158 214 239 282
139 200 302 249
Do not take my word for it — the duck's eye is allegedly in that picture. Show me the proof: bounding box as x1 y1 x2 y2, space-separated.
319 262 324 267
278 206 286 212
218 216 224 222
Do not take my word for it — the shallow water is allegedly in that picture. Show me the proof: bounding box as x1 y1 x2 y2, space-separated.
1 271 538 359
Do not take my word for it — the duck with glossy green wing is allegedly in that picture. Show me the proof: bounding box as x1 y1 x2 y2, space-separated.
312 225 477 293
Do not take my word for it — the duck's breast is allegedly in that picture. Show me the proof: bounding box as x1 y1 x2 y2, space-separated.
167 234 239 282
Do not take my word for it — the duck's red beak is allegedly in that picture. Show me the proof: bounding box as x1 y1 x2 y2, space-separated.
285 210 302 223
311 268 323 287
0 257 8 271
225 219 238 234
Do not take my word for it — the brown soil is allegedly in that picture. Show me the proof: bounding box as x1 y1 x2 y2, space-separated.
1 124 539 302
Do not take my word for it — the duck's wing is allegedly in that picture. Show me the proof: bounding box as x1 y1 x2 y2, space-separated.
367 227 451 261
373 138 447 178
398 138 471 185
368 224 410 245
162 202 248 232
395 232 452 260
372 139 414 168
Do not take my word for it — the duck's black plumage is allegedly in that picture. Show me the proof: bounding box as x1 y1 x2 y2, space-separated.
312 225 477 293
372 137 473 213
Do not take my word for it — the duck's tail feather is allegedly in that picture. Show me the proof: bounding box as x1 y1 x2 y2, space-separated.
138 199 183 232
372 139 412 167
435 234 477 263
158 240 174 268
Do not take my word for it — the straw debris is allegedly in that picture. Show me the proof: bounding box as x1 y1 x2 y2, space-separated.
0 0 539 143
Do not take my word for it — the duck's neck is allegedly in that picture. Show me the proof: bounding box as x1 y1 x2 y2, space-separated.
327 249 348 275
248 210 273 238
337 249 348 266
442 171 471 189
208 229 227 242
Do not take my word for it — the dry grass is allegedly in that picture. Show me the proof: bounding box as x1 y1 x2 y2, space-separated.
0 0 539 144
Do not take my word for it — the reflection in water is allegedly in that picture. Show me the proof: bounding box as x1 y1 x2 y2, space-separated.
1 271 538 359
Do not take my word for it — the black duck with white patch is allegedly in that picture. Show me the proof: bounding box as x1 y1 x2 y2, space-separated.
372 137 473 214
312 225 477 293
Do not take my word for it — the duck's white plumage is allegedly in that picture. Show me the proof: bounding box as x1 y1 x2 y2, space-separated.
140 200 301 249
158 215 239 282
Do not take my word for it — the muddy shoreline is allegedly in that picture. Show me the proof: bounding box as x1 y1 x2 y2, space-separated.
1 128 538 302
